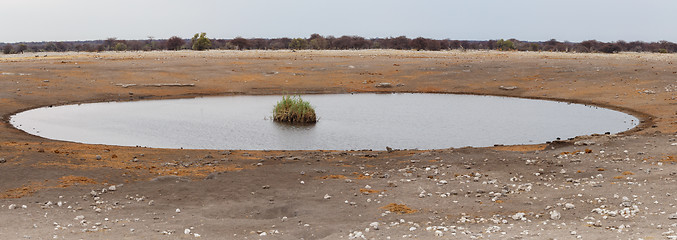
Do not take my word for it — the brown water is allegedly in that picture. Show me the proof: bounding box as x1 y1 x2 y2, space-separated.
10 93 638 150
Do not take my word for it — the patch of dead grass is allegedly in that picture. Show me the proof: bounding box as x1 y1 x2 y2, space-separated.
381 203 417 214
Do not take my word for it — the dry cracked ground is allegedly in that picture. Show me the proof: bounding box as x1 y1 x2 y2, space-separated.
0 50 676 239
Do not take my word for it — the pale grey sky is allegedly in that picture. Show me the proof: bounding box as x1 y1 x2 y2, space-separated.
3 0 676 43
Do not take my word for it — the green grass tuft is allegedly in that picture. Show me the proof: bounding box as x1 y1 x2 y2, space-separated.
273 95 317 124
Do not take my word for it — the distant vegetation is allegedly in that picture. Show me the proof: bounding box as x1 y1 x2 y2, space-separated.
2 33 677 54
273 95 317 124
191 32 211 51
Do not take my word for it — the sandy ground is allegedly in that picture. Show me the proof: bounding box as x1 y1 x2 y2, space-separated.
0 50 676 239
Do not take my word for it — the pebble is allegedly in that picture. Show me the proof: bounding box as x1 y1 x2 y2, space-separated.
176 208 181 213
0 158 5 163
324 194 331 200
550 210 561 220
95 155 102 160
512 212 526 221
348 231 365 239
669 213 677 220
565 203 575 209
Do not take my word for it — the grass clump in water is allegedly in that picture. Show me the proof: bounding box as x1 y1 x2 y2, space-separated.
273 95 317 124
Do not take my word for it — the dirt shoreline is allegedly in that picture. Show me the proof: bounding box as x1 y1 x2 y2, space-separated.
0 50 675 239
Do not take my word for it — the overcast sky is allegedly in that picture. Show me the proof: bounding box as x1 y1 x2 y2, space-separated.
3 0 676 43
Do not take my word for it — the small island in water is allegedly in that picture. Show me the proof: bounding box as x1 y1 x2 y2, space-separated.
273 95 317 124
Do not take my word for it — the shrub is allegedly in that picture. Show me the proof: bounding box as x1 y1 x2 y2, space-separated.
230 37 249 50
496 39 515 51
599 43 621 53
289 38 308 50
114 42 128 51
409 37 427 50
167 36 185 50
273 95 317 124
2 44 12 54
191 32 211 51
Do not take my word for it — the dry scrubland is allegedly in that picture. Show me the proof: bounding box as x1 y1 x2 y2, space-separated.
0 50 676 239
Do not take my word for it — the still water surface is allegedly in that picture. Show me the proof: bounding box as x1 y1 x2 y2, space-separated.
10 94 638 150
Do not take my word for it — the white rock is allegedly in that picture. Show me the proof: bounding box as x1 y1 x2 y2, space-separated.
486 226 501 233
434 230 444 236
348 231 365 239
550 210 561 220
184 229 191 234
512 212 526 221
323 194 331 200
8 204 16 210
176 208 181 213
669 213 677 220
565 203 575 209
194 233 201 238
369 222 379 230
108 185 116 191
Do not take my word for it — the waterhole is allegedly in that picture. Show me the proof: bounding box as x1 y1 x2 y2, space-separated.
10 93 638 150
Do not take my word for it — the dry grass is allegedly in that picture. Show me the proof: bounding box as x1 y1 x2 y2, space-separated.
381 203 417 214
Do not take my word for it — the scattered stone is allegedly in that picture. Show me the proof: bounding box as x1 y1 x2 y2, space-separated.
8 204 16 210
550 210 561 220
108 185 116 191
369 222 379 230
565 203 575 210
669 213 677 220
0 158 6 163
574 140 596 146
512 212 526 221
348 231 366 239
324 194 331 200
